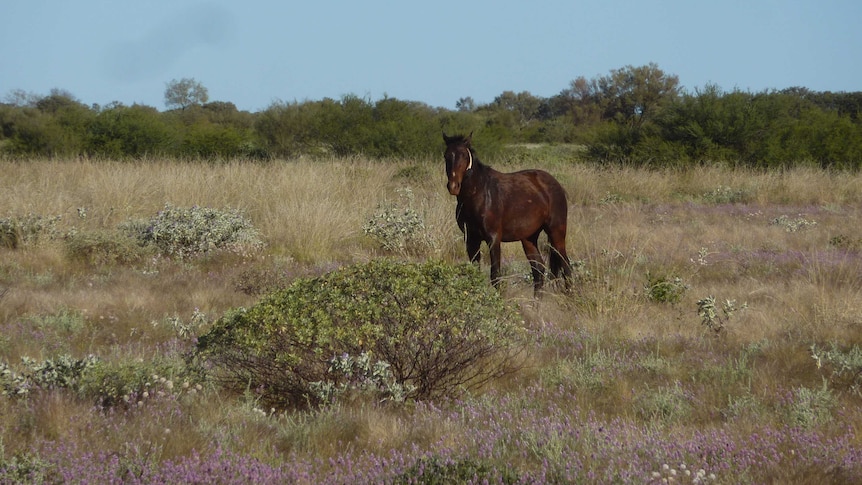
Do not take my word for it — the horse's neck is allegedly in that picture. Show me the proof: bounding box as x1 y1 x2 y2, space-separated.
459 163 496 200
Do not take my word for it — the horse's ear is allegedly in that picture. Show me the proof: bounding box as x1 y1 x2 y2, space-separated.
465 131 474 146
442 131 449 143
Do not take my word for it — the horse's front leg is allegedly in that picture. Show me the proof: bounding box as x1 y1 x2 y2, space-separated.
489 237 503 290
465 231 482 265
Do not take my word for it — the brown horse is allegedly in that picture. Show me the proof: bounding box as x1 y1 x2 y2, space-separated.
443 132 573 294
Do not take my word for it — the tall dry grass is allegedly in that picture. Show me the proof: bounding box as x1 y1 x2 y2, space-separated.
3 157 862 482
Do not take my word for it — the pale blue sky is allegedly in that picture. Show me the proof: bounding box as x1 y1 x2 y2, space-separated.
2 0 859 112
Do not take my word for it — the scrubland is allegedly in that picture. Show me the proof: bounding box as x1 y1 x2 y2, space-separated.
2 155 862 483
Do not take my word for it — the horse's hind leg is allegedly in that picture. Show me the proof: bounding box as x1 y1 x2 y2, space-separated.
521 234 545 296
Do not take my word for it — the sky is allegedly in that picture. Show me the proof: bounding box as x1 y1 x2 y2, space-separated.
2 0 860 112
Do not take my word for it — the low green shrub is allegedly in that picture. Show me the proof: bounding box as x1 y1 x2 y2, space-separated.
1 354 190 408
77 359 188 407
193 259 523 409
1 354 98 397
783 382 836 429
64 229 152 266
644 272 688 304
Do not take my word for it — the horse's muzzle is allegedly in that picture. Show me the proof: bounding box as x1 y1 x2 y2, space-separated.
447 181 460 195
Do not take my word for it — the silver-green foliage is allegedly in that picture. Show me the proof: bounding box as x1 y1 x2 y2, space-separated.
770 214 817 232
0 213 61 249
308 352 417 404
697 296 747 334
1 354 99 397
784 381 836 428
810 343 862 396
363 188 431 254
130 204 264 259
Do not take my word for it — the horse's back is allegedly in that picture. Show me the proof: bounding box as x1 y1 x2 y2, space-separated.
488 168 568 240
497 169 567 207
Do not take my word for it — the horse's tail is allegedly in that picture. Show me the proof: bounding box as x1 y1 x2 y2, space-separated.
548 244 573 290
548 246 565 277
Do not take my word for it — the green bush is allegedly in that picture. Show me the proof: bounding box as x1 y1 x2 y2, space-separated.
87 104 175 158
194 260 523 410
64 229 152 266
644 272 689 304
77 359 187 407
130 204 264 259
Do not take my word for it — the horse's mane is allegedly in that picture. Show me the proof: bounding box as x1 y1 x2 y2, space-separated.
446 134 487 171
446 134 472 146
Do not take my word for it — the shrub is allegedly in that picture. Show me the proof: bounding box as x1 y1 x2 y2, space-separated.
363 188 432 255
0 450 52 485
64 229 152 266
76 359 189 407
392 456 521 484
193 260 523 410
308 351 416 404
0 214 61 249
770 214 817 232
129 204 264 259
635 382 692 424
782 382 836 428
87 104 175 158
810 343 862 396
1 354 99 397
701 185 751 204
644 272 688 304
697 296 747 334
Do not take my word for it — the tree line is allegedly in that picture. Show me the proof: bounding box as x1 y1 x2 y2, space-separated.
2 64 861 168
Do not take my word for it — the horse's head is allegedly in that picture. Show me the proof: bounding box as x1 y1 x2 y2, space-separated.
442 131 474 196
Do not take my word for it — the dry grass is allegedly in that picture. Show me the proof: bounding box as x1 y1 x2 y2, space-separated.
3 157 862 481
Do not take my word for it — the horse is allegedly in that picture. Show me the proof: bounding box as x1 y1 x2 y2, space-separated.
443 132 573 295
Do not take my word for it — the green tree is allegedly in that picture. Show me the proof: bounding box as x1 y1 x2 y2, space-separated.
164 78 209 111
87 104 174 158
597 63 680 128
0 90 94 157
